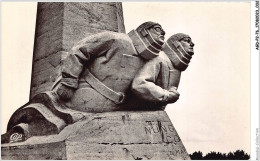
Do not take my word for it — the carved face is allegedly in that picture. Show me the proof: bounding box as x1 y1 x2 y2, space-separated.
179 37 195 54
147 25 165 45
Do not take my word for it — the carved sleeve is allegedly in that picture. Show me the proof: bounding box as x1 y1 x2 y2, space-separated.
60 32 116 88
131 59 170 102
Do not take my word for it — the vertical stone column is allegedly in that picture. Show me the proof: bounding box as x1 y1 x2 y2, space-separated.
30 2 125 98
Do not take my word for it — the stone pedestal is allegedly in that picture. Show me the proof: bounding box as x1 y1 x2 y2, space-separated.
1 111 190 160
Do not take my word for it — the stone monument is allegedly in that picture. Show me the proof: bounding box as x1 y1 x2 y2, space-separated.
1 2 191 160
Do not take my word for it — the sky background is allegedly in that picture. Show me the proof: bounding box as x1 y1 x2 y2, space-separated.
1 2 251 155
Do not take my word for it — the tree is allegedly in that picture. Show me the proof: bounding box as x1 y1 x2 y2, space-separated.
189 150 250 160
189 151 203 160
204 151 218 160
233 150 250 160
227 152 235 160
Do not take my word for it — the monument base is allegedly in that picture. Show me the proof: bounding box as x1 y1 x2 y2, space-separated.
1 111 190 160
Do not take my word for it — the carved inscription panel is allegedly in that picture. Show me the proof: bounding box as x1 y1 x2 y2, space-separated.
144 121 181 144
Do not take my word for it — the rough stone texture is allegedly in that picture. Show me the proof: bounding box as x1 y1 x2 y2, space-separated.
30 2 125 99
2 111 190 160
1 142 66 160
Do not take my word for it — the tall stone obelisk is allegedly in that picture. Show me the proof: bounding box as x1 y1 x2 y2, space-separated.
30 2 125 99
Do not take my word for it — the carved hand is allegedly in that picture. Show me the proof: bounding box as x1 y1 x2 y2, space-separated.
54 84 75 101
167 87 180 103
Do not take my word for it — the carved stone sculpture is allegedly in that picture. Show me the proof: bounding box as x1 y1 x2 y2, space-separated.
52 21 165 112
127 33 195 110
2 3 192 160
2 21 165 144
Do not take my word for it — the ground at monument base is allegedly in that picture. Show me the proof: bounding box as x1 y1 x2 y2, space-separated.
1 111 190 160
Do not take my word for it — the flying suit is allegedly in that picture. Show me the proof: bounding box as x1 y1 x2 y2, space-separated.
53 22 165 112
54 32 146 112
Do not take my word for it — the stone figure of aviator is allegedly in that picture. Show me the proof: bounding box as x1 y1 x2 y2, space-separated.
129 33 195 110
52 21 166 112
2 21 166 143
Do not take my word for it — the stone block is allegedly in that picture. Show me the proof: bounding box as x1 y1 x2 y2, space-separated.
1 141 66 160
33 27 63 62
64 3 119 31
30 52 64 98
35 3 64 37
2 111 190 160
